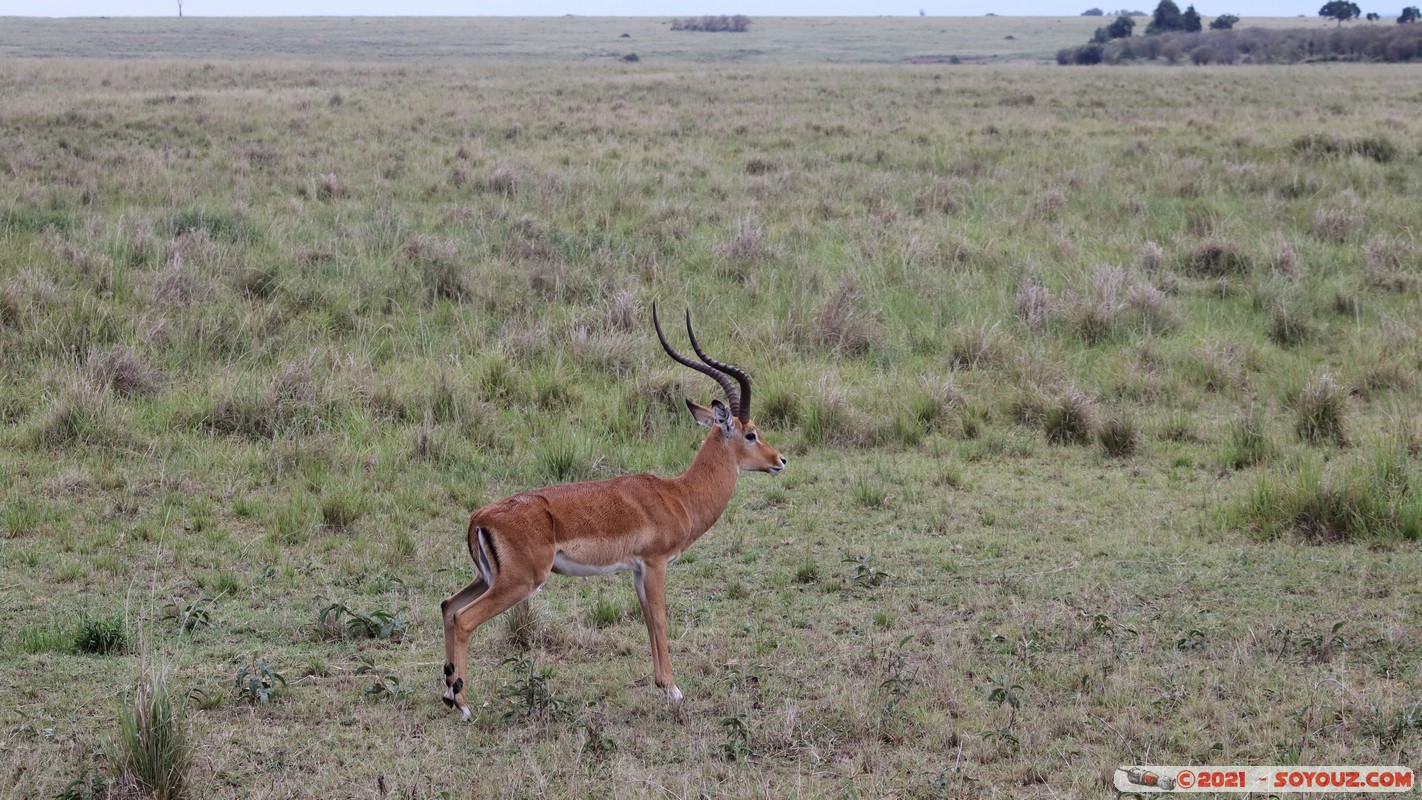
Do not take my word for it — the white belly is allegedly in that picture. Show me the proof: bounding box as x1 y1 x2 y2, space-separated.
551 551 637 577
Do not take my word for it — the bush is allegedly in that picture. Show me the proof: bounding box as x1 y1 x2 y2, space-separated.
670 14 751 32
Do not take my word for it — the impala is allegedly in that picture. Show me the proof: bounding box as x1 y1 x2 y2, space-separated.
439 305 786 721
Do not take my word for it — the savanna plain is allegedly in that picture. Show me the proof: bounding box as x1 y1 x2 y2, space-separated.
1 17 1421 800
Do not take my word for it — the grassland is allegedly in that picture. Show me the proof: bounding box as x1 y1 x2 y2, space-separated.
0 14 1337 63
1 25 1421 800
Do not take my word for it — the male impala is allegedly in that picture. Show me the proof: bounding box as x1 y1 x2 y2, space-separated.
439 305 786 721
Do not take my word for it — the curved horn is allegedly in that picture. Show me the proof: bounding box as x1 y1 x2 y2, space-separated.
653 303 741 414
684 309 752 423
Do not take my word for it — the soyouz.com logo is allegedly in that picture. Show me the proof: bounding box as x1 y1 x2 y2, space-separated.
1114 766 1414 793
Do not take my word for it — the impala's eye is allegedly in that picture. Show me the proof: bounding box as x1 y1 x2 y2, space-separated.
745 431 757 442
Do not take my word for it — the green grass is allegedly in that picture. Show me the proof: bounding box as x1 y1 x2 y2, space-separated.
1 22 1421 799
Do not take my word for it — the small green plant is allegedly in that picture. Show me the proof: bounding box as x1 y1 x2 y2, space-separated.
1274 621 1347 663
108 668 192 800
160 596 213 633
317 602 407 642
844 554 893 588
718 715 756 761
76 615 128 655
185 687 225 711
1267 303 1314 347
577 716 618 763
356 655 415 702
535 436 590 483
878 635 918 729
500 656 563 722
235 659 286 705
1176 628 1208 651
986 676 1023 711
55 771 108 800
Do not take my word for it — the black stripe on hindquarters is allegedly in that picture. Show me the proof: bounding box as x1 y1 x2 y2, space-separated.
482 528 501 571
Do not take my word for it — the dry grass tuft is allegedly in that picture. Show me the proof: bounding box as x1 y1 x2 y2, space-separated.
1293 372 1348 447
88 345 162 399
1138 240 1164 271
805 280 883 356
1014 280 1054 332
1311 191 1365 243
28 376 126 449
1097 413 1139 457
1043 389 1096 445
1266 301 1315 348
948 322 1004 371
717 216 769 277
153 253 214 308
314 173 349 201
607 288 640 332
402 234 467 302
912 178 962 216
1182 238 1251 277
486 163 520 196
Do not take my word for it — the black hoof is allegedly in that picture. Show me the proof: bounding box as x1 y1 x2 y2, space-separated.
441 695 455 708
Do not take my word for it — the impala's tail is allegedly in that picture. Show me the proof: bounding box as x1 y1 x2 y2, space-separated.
468 524 501 586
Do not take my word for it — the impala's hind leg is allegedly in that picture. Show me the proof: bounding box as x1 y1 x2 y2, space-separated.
440 577 486 711
445 575 545 721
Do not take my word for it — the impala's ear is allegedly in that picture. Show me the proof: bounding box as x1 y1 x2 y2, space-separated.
710 399 734 436
686 399 734 436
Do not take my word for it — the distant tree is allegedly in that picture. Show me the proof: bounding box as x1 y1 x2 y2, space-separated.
1319 0 1361 25
1107 14 1137 36
1210 12 1240 28
1365 11 1379 20
1181 4 1203 31
1083 7 1106 14
1399 5 1420 22
1093 25 1112 42
176 0 183 15
1146 0 1183 33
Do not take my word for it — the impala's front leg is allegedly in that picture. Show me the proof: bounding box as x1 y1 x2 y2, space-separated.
633 558 682 703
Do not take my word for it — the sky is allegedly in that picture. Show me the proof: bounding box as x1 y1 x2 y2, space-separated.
0 0 1337 18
